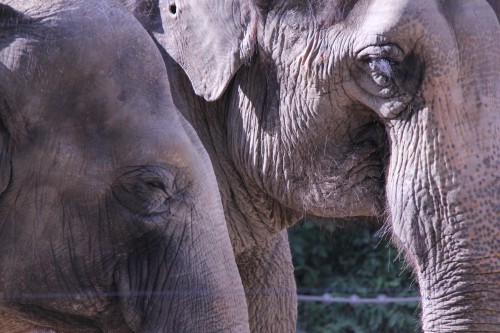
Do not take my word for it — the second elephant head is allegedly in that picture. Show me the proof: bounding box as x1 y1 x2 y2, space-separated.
135 0 500 332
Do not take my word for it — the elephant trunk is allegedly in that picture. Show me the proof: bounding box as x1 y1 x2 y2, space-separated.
114 211 250 333
387 113 499 332
112 157 250 332
386 1 500 331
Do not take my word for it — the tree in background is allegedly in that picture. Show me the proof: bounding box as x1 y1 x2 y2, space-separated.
289 220 421 333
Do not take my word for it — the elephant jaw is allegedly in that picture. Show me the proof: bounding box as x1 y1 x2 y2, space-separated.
239 136 388 220
228 95 388 221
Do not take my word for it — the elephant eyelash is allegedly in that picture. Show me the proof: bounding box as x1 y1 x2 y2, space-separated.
357 44 404 86
369 58 395 80
367 58 399 89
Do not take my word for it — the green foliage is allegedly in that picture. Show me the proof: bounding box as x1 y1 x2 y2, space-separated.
289 220 421 333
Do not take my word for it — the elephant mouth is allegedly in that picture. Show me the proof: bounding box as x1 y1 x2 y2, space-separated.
303 119 388 218
349 118 388 183
327 118 388 185
346 119 389 214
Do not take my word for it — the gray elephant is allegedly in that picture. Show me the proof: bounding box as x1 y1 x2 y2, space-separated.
127 0 500 332
0 1 250 332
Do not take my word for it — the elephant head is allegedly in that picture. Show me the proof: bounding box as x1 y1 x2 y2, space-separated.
136 0 500 332
0 1 249 332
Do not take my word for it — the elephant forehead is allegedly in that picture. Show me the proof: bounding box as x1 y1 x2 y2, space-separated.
21 74 193 179
2 1 198 177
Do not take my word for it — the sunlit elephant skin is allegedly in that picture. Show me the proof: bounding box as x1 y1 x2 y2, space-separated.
0 1 250 332
128 0 499 332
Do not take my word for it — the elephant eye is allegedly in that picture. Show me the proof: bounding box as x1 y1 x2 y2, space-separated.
145 180 165 190
349 43 422 119
353 44 406 98
368 58 396 87
112 166 179 217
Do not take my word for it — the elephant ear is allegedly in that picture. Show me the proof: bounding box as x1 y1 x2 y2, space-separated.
0 5 32 195
0 60 27 194
152 0 259 101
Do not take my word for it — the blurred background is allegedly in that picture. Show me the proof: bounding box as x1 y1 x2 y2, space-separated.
288 219 421 333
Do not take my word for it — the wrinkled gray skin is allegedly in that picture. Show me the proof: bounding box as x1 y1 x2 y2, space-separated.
127 0 500 332
0 1 250 332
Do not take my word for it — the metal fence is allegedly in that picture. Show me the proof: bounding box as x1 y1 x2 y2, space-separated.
298 293 420 304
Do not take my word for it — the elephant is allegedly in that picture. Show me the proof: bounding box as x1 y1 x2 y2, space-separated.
125 0 500 332
0 1 250 332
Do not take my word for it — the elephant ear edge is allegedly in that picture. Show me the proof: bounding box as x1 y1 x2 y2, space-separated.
0 3 34 27
153 0 259 101
0 62 27 195
0 66 14 195
0 4 24 194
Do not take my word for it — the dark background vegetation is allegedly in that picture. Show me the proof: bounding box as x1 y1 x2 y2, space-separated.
288 219 421 333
